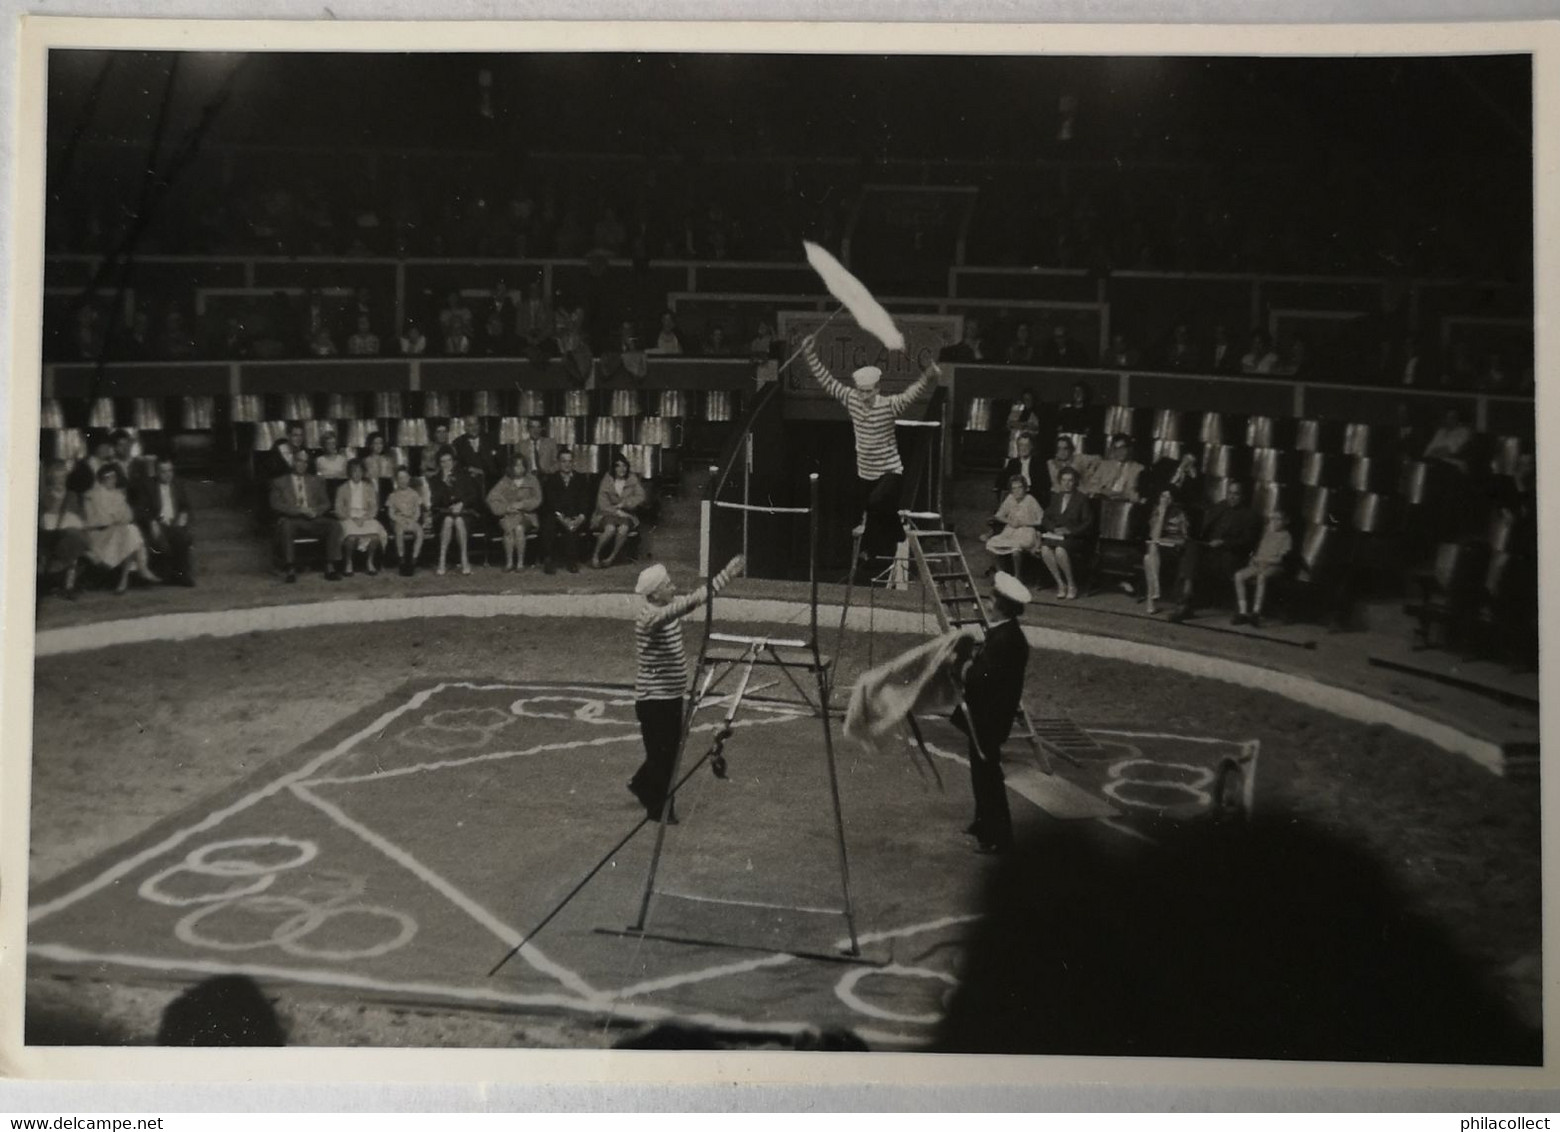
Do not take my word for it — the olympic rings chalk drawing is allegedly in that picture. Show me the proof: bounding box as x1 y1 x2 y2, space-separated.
138 837 416 962
1102 758 1216 812
835 964 959 1025
395 707 518 752
510 695 636 726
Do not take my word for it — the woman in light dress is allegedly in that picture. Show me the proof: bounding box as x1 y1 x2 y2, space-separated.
38 459 88 598
81 464 159 594
334 458 387 576
984 474 1043 577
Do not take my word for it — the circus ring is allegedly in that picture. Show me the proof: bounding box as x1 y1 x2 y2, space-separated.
22 586 1542 1059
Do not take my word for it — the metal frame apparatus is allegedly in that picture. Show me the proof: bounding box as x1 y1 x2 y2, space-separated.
623 472 866 961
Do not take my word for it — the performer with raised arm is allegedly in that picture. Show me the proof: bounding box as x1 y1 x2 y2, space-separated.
629 554 747 823
801 333 941 582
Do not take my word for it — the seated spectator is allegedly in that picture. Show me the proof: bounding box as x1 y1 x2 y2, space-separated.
515 282 554 352
1039 323 1092 368
1232 511 1293 627
269 449 343 584
1055 382 1101 452
453 414 501 487
334 458 387 576
590 453 647 569
1280 337 1309 377
985 474 1042 575
996 434 1042 503
1167 480 1262 623
487 456 542 572
648 310 685 356
1005 390 1041 455
479 307 515 356
1046 435 1088 502
1103 333 1139 370
940 315 988 363
518 418 560 476
1240 329 1279 375
1141 454 1201 615
107 430 145 491
438 290 473 341
360 431 397 488
1423 407 1473 474
1005 323 1037 366
385 466 426 577
1208 324 1238 374
443 322 473 356
68 434 115 494
399 320 428 356
428 448 482 576
38 459 88 599
314 430 350 493
130 457 195 587
541 447 593 574
703 324 735 357
82 464 160 594
308 326 338 358
1163 323 1197 371
1083 434 1144 502
749 321 776 360
346 314 381 356
1034 466 1092 600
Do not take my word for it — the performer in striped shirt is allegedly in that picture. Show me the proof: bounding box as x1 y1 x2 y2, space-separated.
802 334 941 580
629 554 746 822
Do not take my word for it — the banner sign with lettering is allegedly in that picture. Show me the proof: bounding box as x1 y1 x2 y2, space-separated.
776 311 962 407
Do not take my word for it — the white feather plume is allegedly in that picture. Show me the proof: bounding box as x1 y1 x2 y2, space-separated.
803 241 906 352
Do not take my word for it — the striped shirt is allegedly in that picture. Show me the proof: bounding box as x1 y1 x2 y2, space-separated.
804 340 937 480
634 562 738 700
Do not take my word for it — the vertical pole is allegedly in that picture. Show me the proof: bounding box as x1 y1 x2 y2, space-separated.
742 434 752 563
808 473 821 654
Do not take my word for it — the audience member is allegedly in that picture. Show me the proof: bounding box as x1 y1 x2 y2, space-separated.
308 326 338 357
1103 332 1139 370
1083 433 1144 501
1208 324 1238 373
1167 480 1261 623
996 434 1041 502
453 414 501 487
1039 323 1092 368
360 431 397 487
591 453 648 569
1232 510 1293 627
37 459 88 599
438 291 473 341
68 434 115 494
647 310 685 355
940 315 988 363
1004 323 1036 365
1035 466 1093 600
1163 323 1197 371
333 459 386 576
1055 382 1101 451
515 282 554 352
130 457 196 587
314 430 350 493
386 466 426 576
1140 452 1200 614
749 321 776 360
428 448 482 576
984 474 1042 575
106 430 144 490
399 320 429 356
486 455 542 572
1423 406 1472 474
518 417 560 476
82 464 160 595
1045 435 1085 502
703 324 735 357
270 449 344 584
346 314 381 356
1240 329 1279 375
541 448 593 574
1004 391 1041 455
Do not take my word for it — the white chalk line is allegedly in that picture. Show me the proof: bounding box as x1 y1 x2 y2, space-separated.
28 683 448 926
611 952 798 1000
288 781 601 1003
1089 728 1249 746
834 912 982 953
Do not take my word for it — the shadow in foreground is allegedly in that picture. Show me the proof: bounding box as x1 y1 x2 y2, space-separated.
931 817 1539 1065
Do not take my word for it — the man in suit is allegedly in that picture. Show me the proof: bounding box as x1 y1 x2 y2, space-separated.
1039 323 1093 368
995 434 1041 503
1167 480 1262 623
269 449 343 583
130 457 196 586
1208 325 1239 374
453 414 501 487
106 430 145 490
540 447 593 574
518 418 560 477
1082 434 1145 502
952 571 1032 855
939 315 988 364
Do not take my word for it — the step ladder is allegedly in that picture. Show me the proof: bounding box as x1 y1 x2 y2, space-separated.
900 511 1088 772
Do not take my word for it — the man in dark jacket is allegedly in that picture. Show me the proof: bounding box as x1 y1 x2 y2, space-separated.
952 571 1032 855
130 457 196 586
541 447 594 573
1167 480 1263 622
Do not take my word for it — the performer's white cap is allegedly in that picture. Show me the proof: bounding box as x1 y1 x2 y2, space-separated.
635 563 669 596
992 571 1032 605
851 365 883 390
